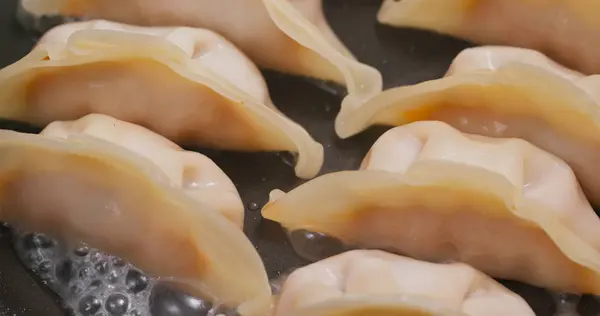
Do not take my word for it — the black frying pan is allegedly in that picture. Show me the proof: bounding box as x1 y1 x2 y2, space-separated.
0 0 598 315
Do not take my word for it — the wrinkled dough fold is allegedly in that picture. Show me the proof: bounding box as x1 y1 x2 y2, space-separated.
276 250 534 316
263 121 600 294
337 46 600 204
41 113 245 227
19 0 383 131
0 20 324 178
0 129 271 315
377 0 600 75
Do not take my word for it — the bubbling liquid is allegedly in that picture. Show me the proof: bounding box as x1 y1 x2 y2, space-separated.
11 230 238 316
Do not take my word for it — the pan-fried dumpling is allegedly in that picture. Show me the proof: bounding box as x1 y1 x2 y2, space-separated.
41 113 244 227
276 250 535 316
263 121 600 294
336 46 600 204
18 0 383 118
377 0 600 75
0 20 324 179
0 126 271 315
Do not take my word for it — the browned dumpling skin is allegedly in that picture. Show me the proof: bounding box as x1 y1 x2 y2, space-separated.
263 121 600 295
378 0 600 75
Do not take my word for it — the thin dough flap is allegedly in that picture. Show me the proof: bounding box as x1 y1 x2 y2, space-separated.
0 20 324 178
263 121 600 294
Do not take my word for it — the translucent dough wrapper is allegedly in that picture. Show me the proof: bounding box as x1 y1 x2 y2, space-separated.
18 0 383 130
276 250 534 316
263 121 600 294
0 20 324 178
41 113 244 227
377 0 600 75
0 129 271 315
336 46 600 204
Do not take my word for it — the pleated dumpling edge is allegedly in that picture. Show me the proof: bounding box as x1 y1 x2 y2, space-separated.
40 113 246 228
261 0 384 134
334 46 600 203
0 20 324 179
0 129 272 315
18 0 384 140
263 121 600 294
276 250 535 316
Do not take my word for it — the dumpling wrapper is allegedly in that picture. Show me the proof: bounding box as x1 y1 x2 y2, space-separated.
276 250 534 316
0 127 271 315
18 0 383 128
377 0 600 75
335 46 600 204
41 113 244 227
0 20 324 179
263 121 600 294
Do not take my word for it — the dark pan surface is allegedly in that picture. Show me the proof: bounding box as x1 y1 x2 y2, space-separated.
0 0 599 315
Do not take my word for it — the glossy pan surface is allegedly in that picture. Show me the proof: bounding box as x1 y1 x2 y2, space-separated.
0 0 598 315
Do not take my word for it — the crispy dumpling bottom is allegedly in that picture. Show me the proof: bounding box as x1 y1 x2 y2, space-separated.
0 130 271 315
0 21 324 178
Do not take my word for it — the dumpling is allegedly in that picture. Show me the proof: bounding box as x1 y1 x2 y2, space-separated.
377 0 600 75
263 121 600 294
18 0 383 118
0 20 324 179
41 113 244 227
275 250 535 316
0 125 271 315
335 46 600 204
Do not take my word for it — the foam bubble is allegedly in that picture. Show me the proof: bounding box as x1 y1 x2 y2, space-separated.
11 230 236 316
